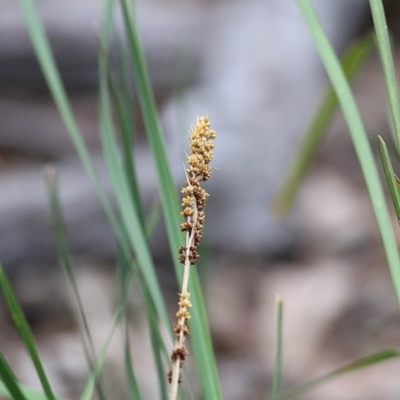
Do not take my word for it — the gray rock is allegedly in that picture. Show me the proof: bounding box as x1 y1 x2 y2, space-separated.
0 0 209 91
0 157 115 269
0 0 210 157
0 0 369 268
162 0 368 255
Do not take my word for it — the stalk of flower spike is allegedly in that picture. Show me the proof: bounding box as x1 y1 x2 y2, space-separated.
168 117 216 400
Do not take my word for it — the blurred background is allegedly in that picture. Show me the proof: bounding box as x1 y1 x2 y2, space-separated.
1 0 400 399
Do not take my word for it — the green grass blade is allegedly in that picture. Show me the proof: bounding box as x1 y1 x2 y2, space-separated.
280 349 400 399
145 290 169 400
98 0 173 333
274 33 375 215
118 0 184 263
99 53 172 398
44 167 108 400
187 271 222 397
79 307 123 400
0 381 67 400
377 136 400 221
114 246 143 400
271 296 284 400
144 199 162 238
16 0 96 184
369 0 400 152
116 247 167 400
0 266 57 400
0 351 28 400
123 335 143 400
296 0 400 308
103 44 143 222
17 0 132 267
107 24 140 209
80 307 123 400
98 52 171 331
119 1 223 398
45 167 94 347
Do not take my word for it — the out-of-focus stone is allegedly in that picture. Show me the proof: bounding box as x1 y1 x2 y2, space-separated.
162 0 369 257
0 0 370 267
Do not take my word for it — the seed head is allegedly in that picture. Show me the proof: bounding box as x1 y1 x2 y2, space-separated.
169 117 216 398
179 117 216 264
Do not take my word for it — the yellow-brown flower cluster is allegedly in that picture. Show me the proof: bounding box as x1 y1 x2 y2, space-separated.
186 116 216 181
168 292 192 381
179 117 216 265
173 292 192 336
168 117 216 395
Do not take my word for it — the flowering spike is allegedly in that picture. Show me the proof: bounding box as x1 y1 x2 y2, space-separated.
168 117 216 399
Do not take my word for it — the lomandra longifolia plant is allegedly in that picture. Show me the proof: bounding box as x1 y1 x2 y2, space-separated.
168 117 216 400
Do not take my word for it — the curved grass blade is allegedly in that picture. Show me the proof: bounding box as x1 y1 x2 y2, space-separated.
123 336 143 400
145 290 169 400
98 51 171 331
16 0 97 186
16 0 133 274
0 265 57 400
271 296 284 400
118 0 184 264
99 45 172 399
118 1 223 398
274 33 375 215
102 39 144 224
98 6 174 368
280 349 400 399
44 167 108 400
80 307 123 400
296 0 400 308
114 247 143 400
116 248 166 400
0 351 28 400
369 0 400 152
0 380 67 400
377 136 400 221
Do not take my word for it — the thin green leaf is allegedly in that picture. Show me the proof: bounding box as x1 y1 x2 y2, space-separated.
16 0 96 186
187 270 222 397
44 167 108 400
0 265 57 400
80 307 123 400
296 0 400 308
0 381 67 400
114 244 142 400
0 352 28 400
118 0 184 264
274 33 375 215
377 136 400 221
98 48 171 332
281 349 400 399
113 33 139 170
17 0 133 278
144 199 162 238
124 335 143 400
271 296 284 400
115 249 145 400
369 0 400 152
99 46 173 397
103 43 144 224
145 290 169 400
